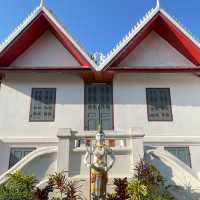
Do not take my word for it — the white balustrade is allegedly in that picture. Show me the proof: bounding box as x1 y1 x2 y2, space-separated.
57 128 145 177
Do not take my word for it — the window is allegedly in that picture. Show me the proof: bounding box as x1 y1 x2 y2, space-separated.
30 88 56 121
165 147 191 167
85 83 113 131
9 148 36 168
146 88 173 121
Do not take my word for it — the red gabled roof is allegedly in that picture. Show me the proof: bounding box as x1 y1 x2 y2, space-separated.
0 7 97 69
101 9 200 71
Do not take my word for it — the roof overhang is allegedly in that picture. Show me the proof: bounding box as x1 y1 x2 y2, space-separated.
0 6 97 70
100 8 200 72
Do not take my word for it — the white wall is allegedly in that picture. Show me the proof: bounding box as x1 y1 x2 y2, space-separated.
1 72 200 176
113 73 200 138
0 73 84 140
2 72 200 144
118 31 195 67
12 31 80 67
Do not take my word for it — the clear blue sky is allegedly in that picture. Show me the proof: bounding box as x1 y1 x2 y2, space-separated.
0 0 199 54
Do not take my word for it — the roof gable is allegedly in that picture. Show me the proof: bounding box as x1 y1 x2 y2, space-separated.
1 4 200 73
118 31 195 68
0 6 97 69
12 31 80 67
100 8 200 71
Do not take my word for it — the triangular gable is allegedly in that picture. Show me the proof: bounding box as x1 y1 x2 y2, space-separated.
101 8 200 71
119 31 195 67
12 31 80 67
0 6 97 69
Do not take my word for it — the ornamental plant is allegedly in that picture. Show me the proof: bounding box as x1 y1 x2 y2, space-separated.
128 179 147 200
106 178 129 200
107 159 174 200
0 171 37 200
34 185 53 200
48 171 83 200
131 159 174 200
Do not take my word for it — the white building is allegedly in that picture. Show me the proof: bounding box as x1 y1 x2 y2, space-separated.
0 2 200 199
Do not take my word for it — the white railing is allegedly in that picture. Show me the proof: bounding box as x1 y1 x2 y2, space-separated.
0 146 57 185
73 132 132 150
57 128 145 178
147 149 200 200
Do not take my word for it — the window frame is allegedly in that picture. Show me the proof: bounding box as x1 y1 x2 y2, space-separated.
146 88 173 122
164 146 192 168
29 88 56 122
9 147 36 168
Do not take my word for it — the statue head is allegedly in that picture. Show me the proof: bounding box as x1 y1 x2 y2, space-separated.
96 124 105 145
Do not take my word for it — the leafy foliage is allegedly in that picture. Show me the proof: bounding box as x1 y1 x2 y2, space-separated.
128 180 147 200
0 171 37 200
106 178 129 200
134 159 164 188
107 159 174 200
132 159 174 200
48 171 83 200
34 185 53 200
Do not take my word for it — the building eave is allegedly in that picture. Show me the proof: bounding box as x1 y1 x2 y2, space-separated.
0 66 92 73
41 7 98 69
160 9 200 50
0 5 97 69
0 5 42 53
99 6 200 71
98 6 160 71
109 66 200 73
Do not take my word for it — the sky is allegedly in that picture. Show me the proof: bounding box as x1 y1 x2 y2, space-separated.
0 0 199 55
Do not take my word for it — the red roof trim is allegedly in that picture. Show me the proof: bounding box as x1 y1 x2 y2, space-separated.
109 66 200 73
157 13 200 65
42 12 91 67
0 67 91 72
103 12 200 71
0 10 92 68
0 13 47 66
103 14 158 71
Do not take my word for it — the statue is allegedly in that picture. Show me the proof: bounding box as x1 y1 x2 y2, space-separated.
84 126 115 200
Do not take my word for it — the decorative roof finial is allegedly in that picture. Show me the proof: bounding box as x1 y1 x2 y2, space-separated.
40 0 45 7
156 0 160 8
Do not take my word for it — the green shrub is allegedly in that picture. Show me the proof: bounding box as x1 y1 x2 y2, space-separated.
128 179 147 200
134 159 164 189
0 171 37 200
133 160 174 200
107 160 174 200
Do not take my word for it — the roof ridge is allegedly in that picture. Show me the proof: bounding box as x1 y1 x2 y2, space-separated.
97 6 200 69
100 6 159 66
0 5 42 52
0 4 98 68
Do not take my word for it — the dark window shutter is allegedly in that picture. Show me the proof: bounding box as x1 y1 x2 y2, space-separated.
146 88 173 121
30 88 56 121
99 84 113 130
85 84 99 130
85 83 113 131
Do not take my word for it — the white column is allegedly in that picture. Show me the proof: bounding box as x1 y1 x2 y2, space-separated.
57 128 72 177
129 127 145 176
